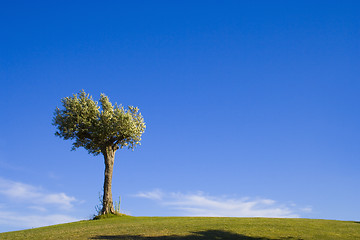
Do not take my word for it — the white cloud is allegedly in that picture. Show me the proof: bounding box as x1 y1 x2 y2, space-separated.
0 178 82 232
0 210 79 230
300 207 313 213
42 193 76 210
134 189 164 200
0 179 40 199
134 190 310 218
28 206 48 212
0 178 76 210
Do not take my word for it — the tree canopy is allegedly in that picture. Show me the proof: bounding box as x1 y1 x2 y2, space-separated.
53 90 146 155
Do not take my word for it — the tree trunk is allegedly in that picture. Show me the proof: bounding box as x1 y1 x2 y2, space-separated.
101 146 116 215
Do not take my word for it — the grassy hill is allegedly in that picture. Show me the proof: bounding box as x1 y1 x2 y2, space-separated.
0 216 359 240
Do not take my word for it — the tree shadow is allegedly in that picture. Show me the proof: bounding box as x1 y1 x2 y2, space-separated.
90 230 302 240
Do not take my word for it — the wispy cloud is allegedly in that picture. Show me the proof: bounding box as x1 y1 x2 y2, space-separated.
134 190 311 218
134 189 164 200
42 193 76 209
0 177 81 232
0 178 76 210
0 210 79 230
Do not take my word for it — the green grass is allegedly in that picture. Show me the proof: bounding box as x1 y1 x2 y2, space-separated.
0 216 359 239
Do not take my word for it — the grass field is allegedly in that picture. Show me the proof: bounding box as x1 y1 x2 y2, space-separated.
0 216 359 240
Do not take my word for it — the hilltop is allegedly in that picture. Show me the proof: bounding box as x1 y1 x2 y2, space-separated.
0 216 359 240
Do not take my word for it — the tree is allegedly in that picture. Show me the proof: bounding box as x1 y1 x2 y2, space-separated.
53 90 146 215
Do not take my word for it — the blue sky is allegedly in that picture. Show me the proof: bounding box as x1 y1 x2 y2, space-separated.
1 0 359 232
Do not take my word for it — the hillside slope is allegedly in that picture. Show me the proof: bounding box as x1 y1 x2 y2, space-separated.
0 216 359 240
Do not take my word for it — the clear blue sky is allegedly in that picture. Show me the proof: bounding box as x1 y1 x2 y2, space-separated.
0 0 359 232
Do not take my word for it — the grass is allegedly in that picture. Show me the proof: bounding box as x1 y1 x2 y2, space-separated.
93 212 129 220
0 216 359 240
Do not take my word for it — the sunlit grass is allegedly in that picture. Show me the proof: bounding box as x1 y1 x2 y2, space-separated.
1 216 359 240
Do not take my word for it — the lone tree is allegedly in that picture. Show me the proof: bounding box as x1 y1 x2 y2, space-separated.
53 90 145 215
